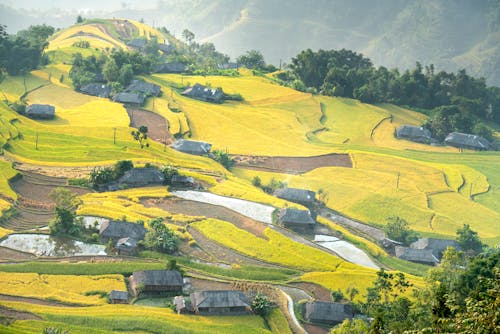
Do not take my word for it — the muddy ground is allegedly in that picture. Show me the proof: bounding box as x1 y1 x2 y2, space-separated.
233 153 352 174
127 108 171 144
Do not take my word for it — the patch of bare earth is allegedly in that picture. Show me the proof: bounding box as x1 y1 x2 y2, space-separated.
0 305 41 324
0 294 78 307
0 247 36 262
233 153 352 174
304 324 331 334
141 198 267 238
290 282 332 301
127 108 171 144
189 277 232 291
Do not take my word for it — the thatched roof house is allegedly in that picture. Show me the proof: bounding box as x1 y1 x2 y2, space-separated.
274 187 316 206
118 168 165 187
277 208 315 231
80 83 112 98
181 83 224 103
396 125 432 143
126 80 161 97
113 92 145 105
25 104 55 119
130 270 183 296
99 221 147 243
153 62 187 73
410 238 459 260
445 132 490 150
305 301 353 325
116 237 139 255
190 290 250 315
395 246 439 266
109 290 128 304
171 139 212 155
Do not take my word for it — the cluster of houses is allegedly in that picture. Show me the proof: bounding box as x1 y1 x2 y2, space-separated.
80 79 162 106
394 237 459 266
396 125 492 150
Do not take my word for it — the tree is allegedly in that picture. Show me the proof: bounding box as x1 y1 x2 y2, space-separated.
181 29 195 44
383 216 419 245
330 319 369 334
76 15 84 23
456 224 484 256
113 160 133 179
118 63 134 86
212 149 235 170
143 217 178 253
102 58 119 82
162 165 179 185
237 50 266 70
49 188 82 211
251 293 272 316
49 207 82 236
131 125 149 148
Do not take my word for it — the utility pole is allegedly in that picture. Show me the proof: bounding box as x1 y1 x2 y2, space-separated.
113 128 117 144
279 59 282 70
153 96 155 112
35 130 38 150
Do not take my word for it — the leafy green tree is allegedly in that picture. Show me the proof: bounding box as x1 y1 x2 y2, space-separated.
212 149 235 170
102 58 119 82
181 29 195 44
76 15 84 23
456 224 484 256
383 216 419 245
162 165 179 185
330 319 369 334
131 126 149 148
113 160 133 179
49 188 82 211
251 293 272 316
118 63 134 86
143 217 178 253
237 50 266 70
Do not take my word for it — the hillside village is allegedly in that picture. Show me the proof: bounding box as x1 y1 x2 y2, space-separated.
0 16 498 334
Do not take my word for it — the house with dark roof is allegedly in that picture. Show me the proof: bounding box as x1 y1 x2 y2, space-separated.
274 187 316 206
305 301 353 325
277 208 315 232
118 168 165 187
158 43 174 54
410 238 459 260
125 80 161 97
181 83 224 103
99 220 147 243
127 38 147 49
130 270 183 296
153 62 187 73
190 290 251 315
396 125 432 143
116 237 139 255
80 83 112 98
395 246 439 266
171 175 196 188
113 92 145 105
217 62 239 70
445 132 490 150
171 139 212 155
109 290 128 304
25 104 55 119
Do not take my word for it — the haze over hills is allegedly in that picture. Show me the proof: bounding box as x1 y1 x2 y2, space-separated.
1 0 499 86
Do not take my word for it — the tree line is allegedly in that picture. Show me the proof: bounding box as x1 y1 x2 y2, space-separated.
286 48 500 140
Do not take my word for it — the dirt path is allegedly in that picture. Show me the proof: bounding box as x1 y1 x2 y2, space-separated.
0 305 41 323
320 208 386 242
233 153 352 174
0 247 36 262
0 294 79 307
126 108 171 144
142 197 267 238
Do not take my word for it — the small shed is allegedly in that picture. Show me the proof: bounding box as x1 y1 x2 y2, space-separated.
99 220 147 243
109 290 129 304
217 63 239 70
153 62 187 73
277 208 315 232
171 175 196 187
158 43 174 54
396 125 432 143
118 168 165 187
444 132 490 150
181 83 224 103
113 92 146 105
25 104 55 119
130 270 183 296
410 238 459 260
274 187 316 206
80 83 112 98
190 290 250 315
127 38 147 49
126 80 161 97
305 301 353 325
171 139 212 155
395 246 439 266
116 237 139 255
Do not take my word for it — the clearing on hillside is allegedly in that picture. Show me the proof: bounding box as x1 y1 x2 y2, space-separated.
126 108 171 144
233 153 352 174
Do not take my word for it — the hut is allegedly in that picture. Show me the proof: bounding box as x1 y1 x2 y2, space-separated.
80 83 112 98
181 83 224 103
274 187 316 206
395 246 439 266
153 62 187 73
277 208 315 232
25 104 55 119
171 175 196 188
129 270 183 296
190 290 250 315
116 237 139 255
444 132 490 150
99 221 147 243
109 290 129 304
410 238 459 260
171 139 212 155
396 125 432 143
305 301 353 325
127 38 147 49
125 80 161 96
118 168 165 187
113 92 145 105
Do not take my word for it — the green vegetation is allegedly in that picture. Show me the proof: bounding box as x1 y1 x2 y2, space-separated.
383 216 419 246
143 218 178 254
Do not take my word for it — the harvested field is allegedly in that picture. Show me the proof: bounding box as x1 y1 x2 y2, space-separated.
127 108 171 144
304 324 330 334
0 246 36 262
0 304 41 323
290 282 332 302
189 277 232 291
142 197 267 238
233 153 352 174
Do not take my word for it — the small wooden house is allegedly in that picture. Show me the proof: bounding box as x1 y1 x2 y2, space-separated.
171 175 196 188
153 62 187 73
116 237 139 255
171 139 212 155
395 246 439 266
99 220 147 243
190 290 250 315
181 83 224 103
25 104 55 119
80 83 112 98
126 38 147 49
396 125 432 143
109 290 129 304
126 80 161 97
113 92 145 105
277 208 315 232
410 238 459 260
129 270 183 296
305 301 353 325
445 132 490 150
274 187 316 206
118 168 165 188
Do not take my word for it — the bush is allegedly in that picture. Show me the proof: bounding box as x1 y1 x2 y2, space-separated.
212 149 235 170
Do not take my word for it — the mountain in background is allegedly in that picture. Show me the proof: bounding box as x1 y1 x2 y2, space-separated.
1 0 499 86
